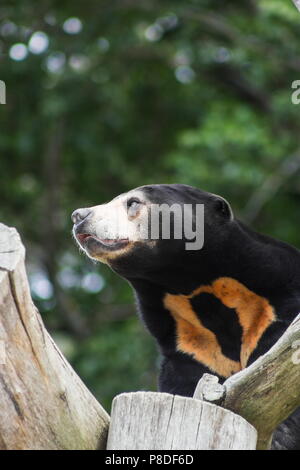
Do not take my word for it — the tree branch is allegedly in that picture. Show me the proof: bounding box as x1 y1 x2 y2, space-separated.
0 223 109 449
196 313 300 449
243 150 300 223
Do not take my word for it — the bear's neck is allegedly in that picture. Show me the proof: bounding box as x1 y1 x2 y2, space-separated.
130 217 299 299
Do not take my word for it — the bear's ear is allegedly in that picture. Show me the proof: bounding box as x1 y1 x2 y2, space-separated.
214 196 234 220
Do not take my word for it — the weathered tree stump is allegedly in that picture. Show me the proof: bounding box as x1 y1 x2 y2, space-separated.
107 391 257 450
0 223 109 450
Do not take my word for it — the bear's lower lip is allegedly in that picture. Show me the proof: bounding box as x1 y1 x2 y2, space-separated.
76 233 129 250
76 233 93 244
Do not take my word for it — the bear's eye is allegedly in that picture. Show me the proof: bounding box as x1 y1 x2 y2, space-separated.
127 198 141 215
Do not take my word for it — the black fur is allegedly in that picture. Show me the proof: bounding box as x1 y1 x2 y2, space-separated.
80 184 300 449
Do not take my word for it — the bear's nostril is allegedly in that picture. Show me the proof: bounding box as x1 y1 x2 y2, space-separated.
71 208 91 225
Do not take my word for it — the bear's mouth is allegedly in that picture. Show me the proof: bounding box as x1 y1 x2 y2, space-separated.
76 233 129 250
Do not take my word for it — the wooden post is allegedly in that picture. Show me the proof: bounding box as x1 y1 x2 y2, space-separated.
0 223 110 450
107 392 257 450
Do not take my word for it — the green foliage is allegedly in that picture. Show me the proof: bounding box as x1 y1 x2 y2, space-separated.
0 0 300 410
72 318 158 411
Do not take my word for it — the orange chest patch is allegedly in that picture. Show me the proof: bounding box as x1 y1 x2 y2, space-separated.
163 277 276 378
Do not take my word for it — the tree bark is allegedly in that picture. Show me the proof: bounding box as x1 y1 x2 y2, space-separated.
196 314 300 450
0 223 109 450
223 313 300 449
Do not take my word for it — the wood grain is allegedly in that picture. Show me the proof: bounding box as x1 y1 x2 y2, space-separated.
223 312 300 449
107 391 257 450
0 223 109 450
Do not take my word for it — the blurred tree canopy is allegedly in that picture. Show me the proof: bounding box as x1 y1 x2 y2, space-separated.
0 0 299 410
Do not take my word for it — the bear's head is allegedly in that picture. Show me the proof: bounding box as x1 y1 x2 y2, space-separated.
72 184 234 281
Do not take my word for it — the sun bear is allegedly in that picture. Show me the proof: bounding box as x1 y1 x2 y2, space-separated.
71 184 300 450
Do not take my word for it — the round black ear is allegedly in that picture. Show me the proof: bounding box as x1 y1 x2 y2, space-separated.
214 197 234 220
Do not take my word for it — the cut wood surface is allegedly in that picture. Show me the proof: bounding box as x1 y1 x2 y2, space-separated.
0 223 110 450
193 373 225 404
107 391 257 450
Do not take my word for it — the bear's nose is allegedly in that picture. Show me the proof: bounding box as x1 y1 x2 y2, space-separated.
71 208 91 225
